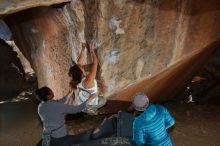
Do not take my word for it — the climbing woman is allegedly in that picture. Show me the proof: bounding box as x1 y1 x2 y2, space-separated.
68 41 105 110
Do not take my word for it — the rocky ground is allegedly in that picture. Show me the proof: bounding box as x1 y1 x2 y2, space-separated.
0 93 219 146
0 93 41 146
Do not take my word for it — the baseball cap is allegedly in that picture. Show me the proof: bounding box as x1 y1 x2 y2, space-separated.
132 92 149 111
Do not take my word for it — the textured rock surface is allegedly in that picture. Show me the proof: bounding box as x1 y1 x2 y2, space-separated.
5 0 220 100
0 0 70 16
113 40 220 102
6 7 72 98
85 0 220 100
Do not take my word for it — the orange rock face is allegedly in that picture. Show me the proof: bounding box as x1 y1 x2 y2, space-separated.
6 7 72 98
0 0 70 16
5 0 220 100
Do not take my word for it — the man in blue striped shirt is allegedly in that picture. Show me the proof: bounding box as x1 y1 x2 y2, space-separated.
132 92 175 146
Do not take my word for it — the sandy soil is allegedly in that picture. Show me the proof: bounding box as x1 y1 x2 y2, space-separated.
0 96 41 146
167 101 220 146
0 96 219 146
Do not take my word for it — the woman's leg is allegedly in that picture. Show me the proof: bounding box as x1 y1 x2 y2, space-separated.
92 115 117 139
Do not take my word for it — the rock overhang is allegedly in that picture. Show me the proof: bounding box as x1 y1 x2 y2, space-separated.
0 0 70 16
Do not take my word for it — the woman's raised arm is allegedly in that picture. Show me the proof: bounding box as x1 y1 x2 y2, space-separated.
85 41 98 88
77 42 86 66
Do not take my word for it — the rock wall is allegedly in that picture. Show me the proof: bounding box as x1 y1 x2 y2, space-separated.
5 0 220 100
0 0 70 16
6 7 72 98
83 0 220 99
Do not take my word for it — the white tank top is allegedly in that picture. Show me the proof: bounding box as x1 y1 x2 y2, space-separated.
76 77 98 105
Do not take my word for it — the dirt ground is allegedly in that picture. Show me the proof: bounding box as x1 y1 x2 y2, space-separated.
0 95 219 146
0 94 41 146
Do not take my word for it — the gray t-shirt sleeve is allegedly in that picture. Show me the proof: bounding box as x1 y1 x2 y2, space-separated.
55 101 87 114
57 96 68 103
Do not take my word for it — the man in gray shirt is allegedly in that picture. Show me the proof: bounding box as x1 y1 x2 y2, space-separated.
36 86 96 146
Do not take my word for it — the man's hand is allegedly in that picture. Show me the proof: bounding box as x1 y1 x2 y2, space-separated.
65 89 75 105
65 96 75 105
67 89 74 97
